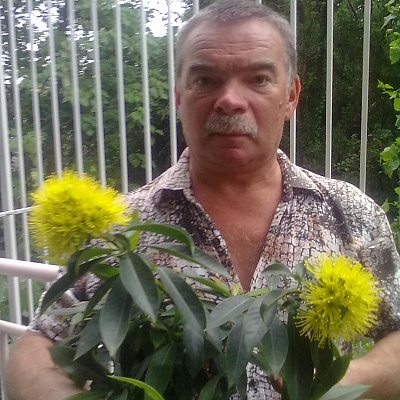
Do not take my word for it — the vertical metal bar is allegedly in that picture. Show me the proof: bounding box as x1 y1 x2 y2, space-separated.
0 332 9 400
27 0 44 185
8 0 34 322
140 0 153 183
325 0 334 178
289 0 297 164
47 0 63 176
193 0 199 14
115 0 129 193
68 0 84 175
0 7 21 325
91 0 107 187
359 0 372 193
167 0 177 166
8 5 30 244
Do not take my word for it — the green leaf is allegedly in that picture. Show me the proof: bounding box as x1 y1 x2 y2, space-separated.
183 275 232 298
258 316 288 377
294 262 306 281
45 303 88 316
382 13 397 29
42 250 114 314
110 390 128 400
309 354 352 400
90 263 120 280
318 384 370 400
172 353 194 400
84 275 118 318
74 312 102 359
128 222 195 255
145 342 176 399
390 45 400 64
207 295 254 329
69 248 113 278
198 374 223 400
156 267 206 375
183 318 205 377
150 243 231 278
40 274 74 314
260 287 297 316
263 260 293 277
100 277 132 357
237 369 248 399
310 340 334 376
49 343 106 386
394 97 400 111
382 199 390 213
226 315 249 387
205 310 223 352
128 229 141 250
243 295 268 350
110 376 165 400
119 252 159 322
281 314 313 400
156 267 206 330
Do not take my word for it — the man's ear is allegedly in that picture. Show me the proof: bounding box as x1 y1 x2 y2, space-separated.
285 75 301 121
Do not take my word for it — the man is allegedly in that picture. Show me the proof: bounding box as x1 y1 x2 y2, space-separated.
6 1 400 399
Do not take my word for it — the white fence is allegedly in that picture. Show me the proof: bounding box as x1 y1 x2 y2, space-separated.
0 0 376 349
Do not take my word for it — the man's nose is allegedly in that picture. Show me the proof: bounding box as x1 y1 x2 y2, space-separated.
213 83 248 115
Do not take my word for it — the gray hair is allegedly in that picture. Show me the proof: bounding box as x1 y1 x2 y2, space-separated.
176 0 297 88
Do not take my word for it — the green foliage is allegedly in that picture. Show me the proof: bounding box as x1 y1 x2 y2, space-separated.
379 1 400 250
0 276 44 322
2 0 175 195
43 219 368 400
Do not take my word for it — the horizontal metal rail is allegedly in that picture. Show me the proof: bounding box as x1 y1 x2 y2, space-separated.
0 320 27 337
0 258 59 281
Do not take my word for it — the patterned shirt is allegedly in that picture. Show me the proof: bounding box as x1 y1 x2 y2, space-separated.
30 148 400 399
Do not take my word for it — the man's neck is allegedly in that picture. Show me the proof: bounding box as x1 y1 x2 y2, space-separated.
189 153 283 291
189 152 282 196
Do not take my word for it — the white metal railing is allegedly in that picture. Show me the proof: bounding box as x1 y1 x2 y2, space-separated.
0 0 373 336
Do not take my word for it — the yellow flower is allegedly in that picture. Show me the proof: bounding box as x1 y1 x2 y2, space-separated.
30 171 129 258
296 253 381 347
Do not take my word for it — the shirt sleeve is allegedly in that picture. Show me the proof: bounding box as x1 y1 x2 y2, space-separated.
358 205 400 340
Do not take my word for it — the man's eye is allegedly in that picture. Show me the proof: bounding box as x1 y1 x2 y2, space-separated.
251 75 270 85
194 76 214 86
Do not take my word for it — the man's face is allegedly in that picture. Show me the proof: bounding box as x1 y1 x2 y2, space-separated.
176 20 300 174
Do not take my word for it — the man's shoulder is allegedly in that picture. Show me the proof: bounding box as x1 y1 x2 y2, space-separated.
279 151 375 210
121 150 191 219
294 164 379 211
121 174 167 217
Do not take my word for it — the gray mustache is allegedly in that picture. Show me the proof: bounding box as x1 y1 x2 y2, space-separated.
204 115 258 138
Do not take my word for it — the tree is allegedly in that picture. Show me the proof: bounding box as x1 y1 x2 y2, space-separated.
1 0 174 196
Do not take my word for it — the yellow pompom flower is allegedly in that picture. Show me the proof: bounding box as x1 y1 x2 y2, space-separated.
30 171 129 258
296 253 381 347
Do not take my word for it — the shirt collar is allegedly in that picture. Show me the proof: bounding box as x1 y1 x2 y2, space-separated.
277 149 324 201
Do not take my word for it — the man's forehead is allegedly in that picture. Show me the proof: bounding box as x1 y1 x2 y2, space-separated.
186 19 283 44
180 21 284 73
182 20 284 58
